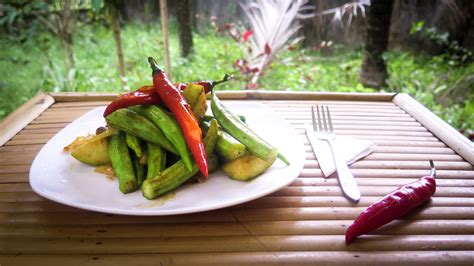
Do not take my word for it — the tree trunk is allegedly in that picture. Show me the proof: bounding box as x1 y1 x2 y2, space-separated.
61 33 75 72
110 3 126 87
160 0 172 79
359 0 394 89
176 0 194 57
60 0 75 71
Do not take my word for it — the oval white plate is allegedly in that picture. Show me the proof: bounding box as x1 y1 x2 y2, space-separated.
29 102 305 216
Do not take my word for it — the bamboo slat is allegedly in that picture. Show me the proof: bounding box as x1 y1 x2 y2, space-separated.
0 251 472 266
0 93 54 146
393 93 474 164
0 92 473 265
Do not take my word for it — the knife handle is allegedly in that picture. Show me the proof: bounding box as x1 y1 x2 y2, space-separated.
327 139 361 202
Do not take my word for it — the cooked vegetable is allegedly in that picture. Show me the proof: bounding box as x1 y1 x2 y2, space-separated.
131 105 193 172
131 152 146 186
71 137 110 166
148 57 208 178
207 152 220 173
211 91 278 161
177 74 233 93
203 119 218 154
203 114 246 124
182 83 207 123
141 118 219 199
345 160 437 244
64 127 117 152
105 108 178 155
104 75 232 117
182 83 204 109
146 142 167 180
108 132 138 194
142 159 197 200
202 120 248 162
103 85 161 117
223 150 278 181
125 133 143 158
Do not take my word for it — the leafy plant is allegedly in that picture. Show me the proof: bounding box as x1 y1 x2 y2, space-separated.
216 0 369 89
410 21 473 65
0 22 472 139
230 0 313 89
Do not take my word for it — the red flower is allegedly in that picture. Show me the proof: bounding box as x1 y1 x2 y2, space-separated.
242 30 253 42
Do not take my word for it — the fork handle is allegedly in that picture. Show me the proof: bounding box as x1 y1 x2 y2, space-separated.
327 139 361 202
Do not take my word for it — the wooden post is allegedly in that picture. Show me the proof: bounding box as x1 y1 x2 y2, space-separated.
109 2 126 88
159 0 172 80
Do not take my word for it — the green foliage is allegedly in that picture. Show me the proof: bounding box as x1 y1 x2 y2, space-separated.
0 22 472 136
410 21 473 65
386 51 474 136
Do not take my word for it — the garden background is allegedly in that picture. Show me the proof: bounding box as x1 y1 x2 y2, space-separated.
1 0 473 139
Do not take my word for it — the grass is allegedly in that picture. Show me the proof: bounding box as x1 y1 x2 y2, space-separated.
0 22 472 136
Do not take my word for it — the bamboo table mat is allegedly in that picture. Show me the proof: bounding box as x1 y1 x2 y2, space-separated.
0 91 473 265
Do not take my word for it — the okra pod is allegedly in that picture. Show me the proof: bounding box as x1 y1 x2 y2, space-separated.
211 92 278 161
106 108 178 155
141 119 218 199
130 105 193 172
207 152 220 173
203 114 246 124
108 132 138 194
146 142 167 180
125 132 143 158
202 120 248 162
131 152 146 186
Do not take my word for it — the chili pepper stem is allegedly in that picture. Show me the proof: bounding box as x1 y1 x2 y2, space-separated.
211 74 233 87
429 159 436 178
148 57 162 73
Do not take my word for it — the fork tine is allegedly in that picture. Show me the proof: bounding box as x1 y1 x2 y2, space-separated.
316 105 322 131
321 105 328 131
326 106 334 132
311 106 317 132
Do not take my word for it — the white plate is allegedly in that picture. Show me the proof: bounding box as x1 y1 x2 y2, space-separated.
29 102 305 216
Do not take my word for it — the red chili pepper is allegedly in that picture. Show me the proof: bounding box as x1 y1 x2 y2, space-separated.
148 57 208 177
103 85 160 117
345 160 437 245
176 74 233 93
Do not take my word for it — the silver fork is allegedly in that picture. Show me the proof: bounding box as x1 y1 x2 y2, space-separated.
311 105 361 202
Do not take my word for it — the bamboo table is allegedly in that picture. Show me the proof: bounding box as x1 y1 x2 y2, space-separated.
0 91 473 265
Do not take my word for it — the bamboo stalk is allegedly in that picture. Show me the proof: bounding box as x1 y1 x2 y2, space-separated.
0 93 54 146
0 251 472 266
299 168 474 179
0 196 472 212
2 182 473 197
232 207 474 221
1 235 473 254
0 220 472 238
291 177 474 187
393 93 474 164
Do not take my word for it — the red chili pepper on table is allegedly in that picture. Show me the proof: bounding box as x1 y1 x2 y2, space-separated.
345 160 437 245
148 57 209 178
103 85 161 117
